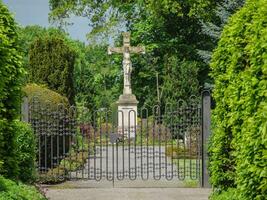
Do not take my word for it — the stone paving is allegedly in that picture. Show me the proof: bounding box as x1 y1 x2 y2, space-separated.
45 187 211 200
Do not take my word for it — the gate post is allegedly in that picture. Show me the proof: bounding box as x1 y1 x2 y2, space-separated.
201 90 211 188
21 97 29 123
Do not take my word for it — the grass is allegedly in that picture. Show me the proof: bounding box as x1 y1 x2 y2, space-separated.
173 159 201 178
172 159 201 188
182 180 199 187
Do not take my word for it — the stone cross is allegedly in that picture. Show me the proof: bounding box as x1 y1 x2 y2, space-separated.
108 32 145 94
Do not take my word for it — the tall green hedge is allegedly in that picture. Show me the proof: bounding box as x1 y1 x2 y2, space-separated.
28 35 75 105
0 1 24 179
14 121 36 183
209 0 267 199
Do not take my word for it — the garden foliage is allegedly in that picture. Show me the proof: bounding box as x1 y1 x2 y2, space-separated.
0 176 45 200
0 1 24 179
209 0 267 199
28 35 75 105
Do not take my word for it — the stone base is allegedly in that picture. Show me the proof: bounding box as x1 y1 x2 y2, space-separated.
117 94 138 138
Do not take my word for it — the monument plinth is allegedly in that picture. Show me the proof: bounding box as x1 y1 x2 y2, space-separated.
108 32 145 138
117 94 138 138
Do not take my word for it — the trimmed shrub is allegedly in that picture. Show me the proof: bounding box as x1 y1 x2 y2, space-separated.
0 1 24 179
23 83 69 108
209 0 267 199
14 121 36 183
28 35 75 105
0 176 46 200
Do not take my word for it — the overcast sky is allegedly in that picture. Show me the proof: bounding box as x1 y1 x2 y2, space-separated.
3 0 90 42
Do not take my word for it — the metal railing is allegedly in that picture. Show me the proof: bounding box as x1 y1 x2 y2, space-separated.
21 92 211 187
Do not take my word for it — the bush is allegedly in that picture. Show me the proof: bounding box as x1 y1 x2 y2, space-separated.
0 120 36 183
23 83 69 108
209 0 267 199
38 150 89 184
0 176 46 200
37 131 92 184
0 2 24 179
28 35 75 105
14 121 36 183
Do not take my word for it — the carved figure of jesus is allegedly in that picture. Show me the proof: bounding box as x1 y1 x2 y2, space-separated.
108 32 145 94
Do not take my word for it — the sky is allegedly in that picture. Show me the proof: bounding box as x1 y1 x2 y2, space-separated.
3 0 90 43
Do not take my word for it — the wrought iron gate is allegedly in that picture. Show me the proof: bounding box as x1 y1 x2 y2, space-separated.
21 92 211 187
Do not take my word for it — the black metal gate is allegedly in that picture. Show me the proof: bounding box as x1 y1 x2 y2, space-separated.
22 92 211 187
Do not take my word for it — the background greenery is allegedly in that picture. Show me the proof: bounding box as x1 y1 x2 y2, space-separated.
46 0 245 112
48 0 217 110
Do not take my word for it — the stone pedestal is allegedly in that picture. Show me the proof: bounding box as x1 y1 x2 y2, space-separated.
117 94 138 138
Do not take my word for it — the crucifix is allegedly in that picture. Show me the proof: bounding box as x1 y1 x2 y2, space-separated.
108 32 145 95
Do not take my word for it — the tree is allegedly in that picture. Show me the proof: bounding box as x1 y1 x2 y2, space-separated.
198 0 245 64
75 44 121 112
49 0 220 108
18 25 64 74
28 35 76 105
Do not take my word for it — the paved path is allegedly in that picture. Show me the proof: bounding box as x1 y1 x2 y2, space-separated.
45 187 211 200
44 145 208 200
70 145 200 181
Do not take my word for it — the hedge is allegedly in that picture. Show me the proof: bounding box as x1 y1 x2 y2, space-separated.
0 1 24 179
209 0 267 199
14 121 36 183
